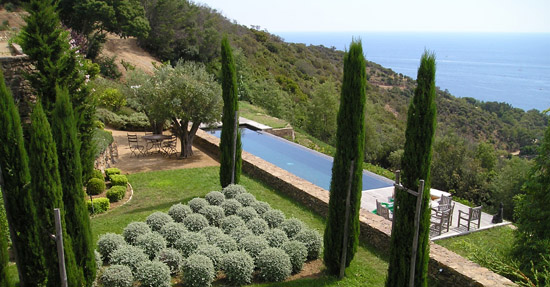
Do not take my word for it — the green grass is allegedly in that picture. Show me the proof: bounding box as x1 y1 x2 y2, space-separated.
436 226 515 261
239 101 289 129
91 166 389 286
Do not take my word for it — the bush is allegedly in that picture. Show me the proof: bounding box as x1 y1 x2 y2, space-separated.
159 222 187 247
222 184 247 199
136 232 166 260
198 205 225 226
281 240 308 273
205 191 225 205
238 235 270 263
124 112 150 131
105 167 121 180
295 228 323 260
110 244 149 274
97 233 126 263
146 211 174 232
123 221 151 245
229 227 254 243
97 108 125 129
87 197 110 214
246 217 269 236
235 193 257 207
236 206 258 222
106 186 126 202
280 218 305 239
157 248 183 275
221 251 255 286
110 174 128 187
263 228 289 248
221 199 242 216
257 248 292 282
182 213 209 232
193 244 224 270
95 250 103 270
188 197 209 213
91 169 104 181
86 178 105 195
168 203 193 222
98 88 126 112
182 255 215 287
4 2 15 12
97 55 122 79
174 232 207 257
211 233 237 253
221 215 246 234
250 201 271 215
199 226 225 244
262 209 285 228
100 264 134 287
135 260 171 287
93 127 114 158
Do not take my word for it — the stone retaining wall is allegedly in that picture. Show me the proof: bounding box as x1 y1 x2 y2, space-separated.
193 128 515 287
0 50 35 119
265 127 295 141
94 141 118 173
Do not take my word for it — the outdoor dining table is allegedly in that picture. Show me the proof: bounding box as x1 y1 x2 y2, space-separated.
142 134 172 154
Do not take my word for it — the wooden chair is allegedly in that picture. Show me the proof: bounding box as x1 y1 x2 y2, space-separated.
162 136 177 158
458 206 482 231
430 205 453 236
127 133 145 157
376 200 392 221
438 195 452 208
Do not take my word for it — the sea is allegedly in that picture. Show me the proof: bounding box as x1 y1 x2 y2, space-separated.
276 32 550 112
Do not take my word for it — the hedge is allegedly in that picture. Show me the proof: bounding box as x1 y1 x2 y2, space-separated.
106 186 126 202
87 198 110 214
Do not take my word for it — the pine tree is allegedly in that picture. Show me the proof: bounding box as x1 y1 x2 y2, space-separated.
386 51 437 287
0 68 46 286
219 36 242 188
28 102 82 287
52 87 96 286
323 40 367 276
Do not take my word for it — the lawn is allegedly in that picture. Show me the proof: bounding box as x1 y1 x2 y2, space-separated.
239 101 289 129
91 166 389 286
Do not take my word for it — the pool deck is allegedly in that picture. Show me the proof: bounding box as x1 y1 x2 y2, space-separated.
201 117 272 131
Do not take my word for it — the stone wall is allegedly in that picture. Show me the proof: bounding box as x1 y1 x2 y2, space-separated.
265 127 295 141
0 46 35 118
94 141 118 173
193 128 515 287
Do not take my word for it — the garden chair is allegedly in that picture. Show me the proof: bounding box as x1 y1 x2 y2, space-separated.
438 195 452 208
162 136 177 158
458 206 482 231
376 200 392 221
430 205 452 236
127 133 145 157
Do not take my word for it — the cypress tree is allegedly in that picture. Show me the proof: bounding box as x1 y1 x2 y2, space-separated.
0 68 46 286
219 36 242 188
52 87 96 286
28 102 82 287
323 40 367 276
386 51 437 287
0 193 9 287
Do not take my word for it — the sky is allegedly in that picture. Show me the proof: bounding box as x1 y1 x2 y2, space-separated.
196 0 550 33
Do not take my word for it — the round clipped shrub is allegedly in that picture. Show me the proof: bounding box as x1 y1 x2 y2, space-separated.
86 178 105 195
250 201 271 215
91 169 104 181
110 174 128 187
238 235 269 263
263 228 288 248
199 226 225 244
220 215 246 234
221 184 246 199
188 197 209 213
136 232 166 260
281 240 308 273
106 186 126 202
279 218 305 239
97 233 125 263
211 233 237 253
110 245 148 274
229 227 254 243
198 205 225 226
146 211 174 232
157 248 183 275
94 250 103 270
182 254 215 287
246 217 269 236
168 203 192 222
234 193 257 207
221 251 254 286
221 199 242 216
105 167 121 180
135 260 171 287
295 228 323 260
193 244 224 270
174 232 207 257
159 222 187 247
100 264 133 287
262 209 285 228
236 206 258 222
205 191 225 205
182 213 209 232
257 248 292 282
123 221 151 245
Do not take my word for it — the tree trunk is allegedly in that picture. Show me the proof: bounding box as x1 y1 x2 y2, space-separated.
172 118 200 158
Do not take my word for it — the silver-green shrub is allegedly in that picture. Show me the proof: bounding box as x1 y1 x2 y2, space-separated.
238 235 270 263
199 226 225 244
281 240 308 273
100 264 133 287
257 248 292 282
193 244 224 271
146 211 174 232
294 228 323 260
136 232 166 260
123 221 151 245
182 213 209 232
94 250 103 270
211 233 237 253
220 215 246 234
182 254 215 287
198 205 225 226
262 209 285 228
135 260 171 287
221 184 246 199
110 244 149 274
205 191 225 205
157 248 183 275
236 206 258 222
174 232 207 257
250 201 271 215
234 193 257 207
159 222 187 247
229 226 254 243
263 228 288 248
97 233 126 263
168 203 193 222
221 251 254 286
221 199 242 216
246 217 269 236
188 197 209 213
279 218 305 239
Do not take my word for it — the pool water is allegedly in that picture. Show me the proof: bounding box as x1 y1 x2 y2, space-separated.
208 128 393 191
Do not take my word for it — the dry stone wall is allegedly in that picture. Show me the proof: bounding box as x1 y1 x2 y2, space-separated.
0 45 35 118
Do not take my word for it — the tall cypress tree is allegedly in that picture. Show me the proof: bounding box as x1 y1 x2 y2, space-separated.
0 193 10 287
219 36 242 188
386 51 437 287
52 87 96 286
323 40 367 276
0 68 46 286
28 102 82 287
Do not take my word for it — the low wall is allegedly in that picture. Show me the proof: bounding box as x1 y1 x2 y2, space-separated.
265 127 295 141
194 128 515 287
94 141 118 173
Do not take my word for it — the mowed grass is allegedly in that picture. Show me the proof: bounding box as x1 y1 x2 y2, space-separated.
91 166 389 286
239 101 289 129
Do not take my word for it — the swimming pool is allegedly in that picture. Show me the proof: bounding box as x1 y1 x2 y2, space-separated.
207 128 393 191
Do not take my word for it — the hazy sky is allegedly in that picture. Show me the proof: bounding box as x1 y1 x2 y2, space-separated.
196 0 550 33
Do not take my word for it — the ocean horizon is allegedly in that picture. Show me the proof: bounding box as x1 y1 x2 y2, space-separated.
275 32 550 112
